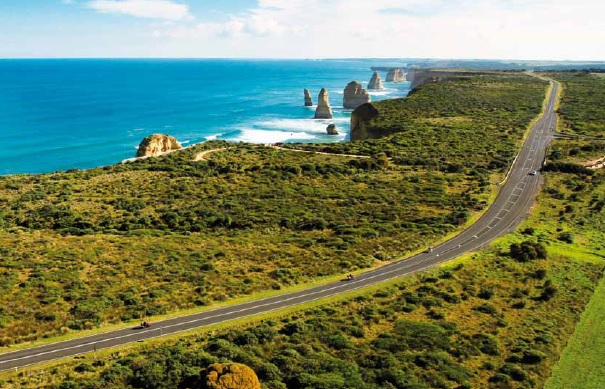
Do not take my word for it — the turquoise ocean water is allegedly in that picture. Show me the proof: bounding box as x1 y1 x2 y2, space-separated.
0 59 410 175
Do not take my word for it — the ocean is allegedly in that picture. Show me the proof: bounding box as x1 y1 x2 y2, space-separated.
0 59 410 175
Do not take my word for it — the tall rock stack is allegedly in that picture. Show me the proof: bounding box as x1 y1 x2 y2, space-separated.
367 71 384 90
304 89 313 106
136 134 182 157
386 68 406 82
343 81 371 109
314 88 333 119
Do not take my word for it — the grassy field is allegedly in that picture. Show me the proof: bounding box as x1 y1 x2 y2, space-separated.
544 275 605 389
0 72 548 347
535 71 605 389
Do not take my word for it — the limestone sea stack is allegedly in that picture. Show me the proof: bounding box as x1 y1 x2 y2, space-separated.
304 89 313 106
314 88 333 119
136 134 182 157
367 71 384 90
326 123 338 135
343 81 371 109
386 68 406 83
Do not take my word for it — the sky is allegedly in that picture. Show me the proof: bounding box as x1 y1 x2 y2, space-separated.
1 0 604 60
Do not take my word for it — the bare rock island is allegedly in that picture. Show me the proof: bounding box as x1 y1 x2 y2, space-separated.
386 68 406 83
343 81 371 109
314 88 333 119
304 89 313 106
326 123 338 135
367 71 384 90
136 134 182 157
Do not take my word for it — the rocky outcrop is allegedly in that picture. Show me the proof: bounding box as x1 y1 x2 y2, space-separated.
386 68 406 82
314 88 333 119
202 363 261 389
304 89 313 106
343 81 371 109
326 123 338 135
367 71 384 90
350 103 380 141
136 134 182 157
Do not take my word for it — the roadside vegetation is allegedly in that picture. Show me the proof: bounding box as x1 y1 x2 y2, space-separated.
537 71 605 389
4 176 603 388
0 72 547 347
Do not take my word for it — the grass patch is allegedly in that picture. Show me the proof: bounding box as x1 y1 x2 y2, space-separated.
544 274 605 389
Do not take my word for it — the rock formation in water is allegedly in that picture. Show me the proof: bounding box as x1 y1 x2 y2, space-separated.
314 88 333 119
350 103 380 141
367 71 384 90
343 81 371 109
386 68 406 82
202 363 261 389
326 123 338 135
304 89 313 106
136 134 182 157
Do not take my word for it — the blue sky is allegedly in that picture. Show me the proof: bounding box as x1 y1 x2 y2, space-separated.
1 0 604 59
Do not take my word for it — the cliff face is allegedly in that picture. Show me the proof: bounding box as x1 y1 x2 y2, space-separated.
304 89 313 106
367 71 384 90
136 134 182 157
314 88 333 119
408 69 467 89
350 103 380 141
386 68 406 83
343 81 371 109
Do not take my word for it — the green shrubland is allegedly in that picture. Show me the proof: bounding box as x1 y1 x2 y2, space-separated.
0 72 547 346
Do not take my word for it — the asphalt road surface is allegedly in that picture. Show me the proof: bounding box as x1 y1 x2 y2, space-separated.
0 81 559 373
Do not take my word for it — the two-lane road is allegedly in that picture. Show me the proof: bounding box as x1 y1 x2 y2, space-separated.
0 81 559 373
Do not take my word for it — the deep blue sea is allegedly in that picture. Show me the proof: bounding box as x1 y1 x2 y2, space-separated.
0 59 410 175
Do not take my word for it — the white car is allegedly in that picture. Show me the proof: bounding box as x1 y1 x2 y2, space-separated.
529 170 537 176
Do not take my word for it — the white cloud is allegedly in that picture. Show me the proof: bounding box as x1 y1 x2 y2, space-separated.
147 0 605 60
89 0 192 21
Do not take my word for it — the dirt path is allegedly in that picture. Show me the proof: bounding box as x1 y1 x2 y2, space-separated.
585 156 605 170
193 145 371 161
194 147 229 161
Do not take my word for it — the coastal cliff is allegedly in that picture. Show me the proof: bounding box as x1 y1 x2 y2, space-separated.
343 81 371 109
386 68 406 83
136 134 182 157
408 69 475 89
350 103 380 141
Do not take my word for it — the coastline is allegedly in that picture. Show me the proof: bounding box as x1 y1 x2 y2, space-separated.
0 59 410 175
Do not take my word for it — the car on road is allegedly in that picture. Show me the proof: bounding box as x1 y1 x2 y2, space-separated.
529 170 537 176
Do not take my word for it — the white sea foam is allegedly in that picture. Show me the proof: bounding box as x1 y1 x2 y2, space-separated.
233 129 317 144
205 134 222 141
368 90 393 96
254 117 349 135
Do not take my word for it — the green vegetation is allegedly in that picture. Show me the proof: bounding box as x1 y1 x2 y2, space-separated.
0 72 547 346
544 276 605 389
3 232 602 389
547 72 605 137
2 71 605 389
536 71 605 388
